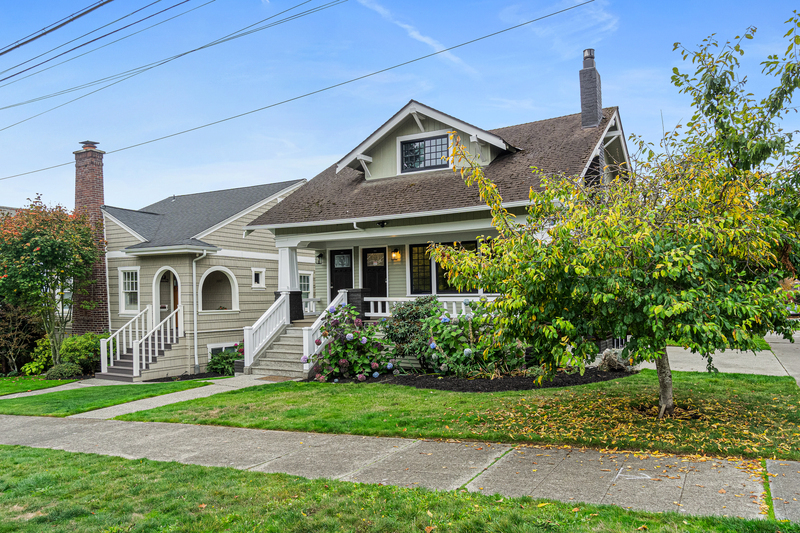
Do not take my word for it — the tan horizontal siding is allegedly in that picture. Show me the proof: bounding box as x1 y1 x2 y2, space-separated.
104 217 142 251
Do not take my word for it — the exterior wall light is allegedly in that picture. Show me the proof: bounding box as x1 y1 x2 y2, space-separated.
315 253 324 265
391 249 401 261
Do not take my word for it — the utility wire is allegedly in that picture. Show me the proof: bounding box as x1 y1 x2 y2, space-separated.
0 0 166 77
0 0 342 130
1 0 328 110
0 0 595 182
0 0 217 90
0 0 196 83
0 1 115 58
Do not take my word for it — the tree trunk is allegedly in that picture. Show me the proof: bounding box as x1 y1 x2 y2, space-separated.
655 347 675 418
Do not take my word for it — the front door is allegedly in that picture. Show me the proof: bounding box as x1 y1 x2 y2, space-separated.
329 249 353 300
362 247 387 298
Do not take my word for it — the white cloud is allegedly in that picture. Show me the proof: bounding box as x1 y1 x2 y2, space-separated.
500 0 619 60
356 0 478 75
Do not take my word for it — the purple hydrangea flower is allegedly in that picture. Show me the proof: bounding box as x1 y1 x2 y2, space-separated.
464 348 472 357
346 333 354 341
357 374 366 382
328 306 336 313
380 317 387 322
440 315 450 324
389 359 396 365
300 355 308 363
314 338 322 346
372 372 379 378
371 362 379 370
361 337 368 344
331 319 340 327
440 364 448 372
338 359 349 367
429 342 436 349
354 318 363 327
463 299 471 306
373 342 383 350
393 369 399 375
386 362 393 370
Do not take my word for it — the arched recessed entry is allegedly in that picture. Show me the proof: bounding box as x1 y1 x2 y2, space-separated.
198 266 239 311
153 267 181 323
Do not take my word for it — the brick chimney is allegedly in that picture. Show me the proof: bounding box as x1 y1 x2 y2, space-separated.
72 140 109 336
580 48 603 128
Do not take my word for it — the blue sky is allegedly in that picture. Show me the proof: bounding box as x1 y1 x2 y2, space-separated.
1 0 798 210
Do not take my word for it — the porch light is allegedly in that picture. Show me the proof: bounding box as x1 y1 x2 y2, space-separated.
315 253 324 265
391 249 401 261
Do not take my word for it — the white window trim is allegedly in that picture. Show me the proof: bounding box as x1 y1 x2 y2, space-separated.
198 266 240 313
207 341 239 360
396 129 453 176
299 270 314 298
251 267 266 290
404 241 484 297
118 266 141 317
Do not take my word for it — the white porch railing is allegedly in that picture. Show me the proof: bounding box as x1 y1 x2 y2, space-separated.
243 291 291 367
100 305 153 374
132 305 184 377
303 297 320 315
302 290 348 371
364 296 492 318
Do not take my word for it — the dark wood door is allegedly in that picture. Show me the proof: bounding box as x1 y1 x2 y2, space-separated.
362 247 387 298
329 249 353 300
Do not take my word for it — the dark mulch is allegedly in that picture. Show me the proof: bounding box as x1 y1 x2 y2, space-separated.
379 367 635 393
144 372 227 383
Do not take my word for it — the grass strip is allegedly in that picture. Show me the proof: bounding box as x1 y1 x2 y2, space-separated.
0 381 208 417
760 459 777 521
120 369 800 460
0 375 75 396
0 445 795 533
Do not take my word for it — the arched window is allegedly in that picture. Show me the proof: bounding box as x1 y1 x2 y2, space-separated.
199 267 239 312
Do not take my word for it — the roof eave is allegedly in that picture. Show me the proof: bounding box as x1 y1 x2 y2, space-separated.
123 245 220 256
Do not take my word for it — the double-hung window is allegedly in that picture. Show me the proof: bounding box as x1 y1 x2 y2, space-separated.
120 268 139 313
400 135 449 173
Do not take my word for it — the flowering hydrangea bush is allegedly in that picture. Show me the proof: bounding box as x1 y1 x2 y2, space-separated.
309 303 390 382
421 298 524 377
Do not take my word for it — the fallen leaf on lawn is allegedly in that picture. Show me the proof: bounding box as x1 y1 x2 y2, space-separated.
637 526 648 531
198 504 207 509
719 489 726 494
572 508 580 512
537 503 551 508
426 510 433 517
425 527 437 533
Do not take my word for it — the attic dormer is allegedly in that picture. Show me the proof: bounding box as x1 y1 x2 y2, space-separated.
336 101 517 181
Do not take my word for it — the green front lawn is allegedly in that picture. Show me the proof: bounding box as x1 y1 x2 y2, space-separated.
121 370 800 460
0 375 75 396
0 381 209 417
0 445 793 533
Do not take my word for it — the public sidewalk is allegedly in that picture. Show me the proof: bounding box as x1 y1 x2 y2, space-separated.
1 414 792 520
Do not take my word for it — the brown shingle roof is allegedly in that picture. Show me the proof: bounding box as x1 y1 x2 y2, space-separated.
249 107 617 227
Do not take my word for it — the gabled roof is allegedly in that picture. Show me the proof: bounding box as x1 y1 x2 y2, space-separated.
104 180 304 251
336 100 517 174
0 206 18 216
248 107 619 228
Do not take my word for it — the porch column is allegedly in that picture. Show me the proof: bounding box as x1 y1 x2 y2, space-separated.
277 246 304 322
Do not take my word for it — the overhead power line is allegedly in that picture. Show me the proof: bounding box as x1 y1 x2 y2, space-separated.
0 0 217 90
0 0 595 182
0 0 115 58
0 0 341 126
0 0 167 77
0 0 196 83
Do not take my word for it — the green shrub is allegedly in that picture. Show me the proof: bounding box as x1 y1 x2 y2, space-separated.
61 332 109 374
382 296 441 371
423 300 525 377
45 363 83 380
6 370 18 377
311 304 391 382
206 349 240 376
21 336 53 375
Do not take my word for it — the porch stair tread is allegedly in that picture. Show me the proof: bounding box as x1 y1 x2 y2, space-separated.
250 325 308 379
95 338 182 382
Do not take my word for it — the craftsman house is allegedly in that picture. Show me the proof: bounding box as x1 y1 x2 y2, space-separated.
237 49 631 376
76 142 316 381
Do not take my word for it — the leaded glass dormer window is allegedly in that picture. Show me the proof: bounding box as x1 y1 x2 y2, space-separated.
400 135 449 173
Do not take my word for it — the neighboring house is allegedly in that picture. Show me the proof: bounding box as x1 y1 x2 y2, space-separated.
237 49 631 375
0 206 17 217
70 140 316 381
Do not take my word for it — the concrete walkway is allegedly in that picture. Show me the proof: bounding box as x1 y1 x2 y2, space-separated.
0 415 780 520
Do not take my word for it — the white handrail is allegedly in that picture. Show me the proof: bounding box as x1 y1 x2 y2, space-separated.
243 292 291 367
302 289 348 371
100 305 151 374
363 296 493 318
132 305 183 377
302 297 320 315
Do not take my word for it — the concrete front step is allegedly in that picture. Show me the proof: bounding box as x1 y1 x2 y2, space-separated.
250 366 307 379
95 339 184 382
269 341 304 353
259 350 304 362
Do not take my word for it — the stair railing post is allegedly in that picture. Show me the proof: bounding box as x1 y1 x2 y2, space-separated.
133 340 140 377
243 326 254 367
100 338 108 373
302 327 311 371
178 305 185 338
